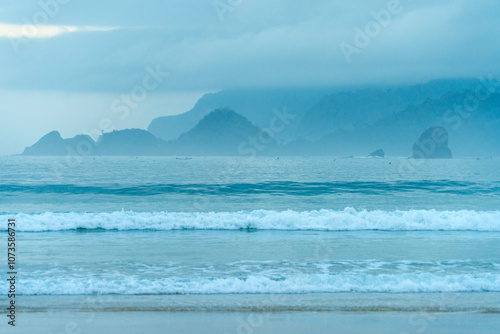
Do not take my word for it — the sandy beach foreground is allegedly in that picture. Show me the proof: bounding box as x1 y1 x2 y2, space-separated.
5 311 499 334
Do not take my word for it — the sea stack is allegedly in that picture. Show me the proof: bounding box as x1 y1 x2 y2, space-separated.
369 149 385 158
412 127 452 159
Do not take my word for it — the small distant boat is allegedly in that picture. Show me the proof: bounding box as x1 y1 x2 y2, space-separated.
175 157 192 160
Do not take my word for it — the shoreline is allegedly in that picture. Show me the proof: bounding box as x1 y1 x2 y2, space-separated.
3 293 500 313
3 311 499 334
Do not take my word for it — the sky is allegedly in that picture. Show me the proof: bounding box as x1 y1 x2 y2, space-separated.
1 0 500 155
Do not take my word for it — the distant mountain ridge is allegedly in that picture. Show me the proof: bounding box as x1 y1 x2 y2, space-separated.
22 109 271 156
22 131 96 156
297 80 478 141
148 87 340 142
21 78 500 157
149 79 480 143
22 129 167 156
311 89 500 156
171 108 272 155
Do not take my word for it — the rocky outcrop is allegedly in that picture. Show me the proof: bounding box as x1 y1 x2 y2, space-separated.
369 149 385 158
22 129 169 156
22 131 66 155
412 127 452 159
22 131 97 156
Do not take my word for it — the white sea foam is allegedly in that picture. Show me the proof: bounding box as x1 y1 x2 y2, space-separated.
2 208 500 232
4 273 499 295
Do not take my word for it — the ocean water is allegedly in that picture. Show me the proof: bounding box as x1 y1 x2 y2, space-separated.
0 156 499 314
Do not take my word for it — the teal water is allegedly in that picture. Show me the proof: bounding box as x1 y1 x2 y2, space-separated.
0 156 499 312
